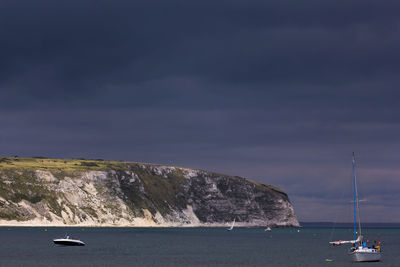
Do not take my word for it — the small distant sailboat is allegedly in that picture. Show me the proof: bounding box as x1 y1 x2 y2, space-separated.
264 227 272 232
227 218 235 231
329 153 381 262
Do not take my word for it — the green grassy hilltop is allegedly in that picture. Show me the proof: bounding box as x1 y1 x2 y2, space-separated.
0 156 128 171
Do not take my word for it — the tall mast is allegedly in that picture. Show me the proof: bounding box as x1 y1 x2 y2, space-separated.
352 152 362 241
352 152 357 241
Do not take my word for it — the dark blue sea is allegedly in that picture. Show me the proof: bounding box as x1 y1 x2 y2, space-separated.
0 226 399 266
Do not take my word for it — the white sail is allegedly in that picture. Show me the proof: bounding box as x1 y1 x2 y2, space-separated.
227 218 235 231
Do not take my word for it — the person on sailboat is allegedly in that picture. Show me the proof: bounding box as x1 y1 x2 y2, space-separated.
376 241 381 251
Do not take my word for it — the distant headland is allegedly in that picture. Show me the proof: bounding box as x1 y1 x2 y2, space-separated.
0 157 299 227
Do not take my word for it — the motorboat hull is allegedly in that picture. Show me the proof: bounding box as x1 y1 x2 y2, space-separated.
53 239 85 246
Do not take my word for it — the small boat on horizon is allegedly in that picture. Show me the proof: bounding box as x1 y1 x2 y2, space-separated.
53 235 85 246
264 227 271 232
227 218 235 231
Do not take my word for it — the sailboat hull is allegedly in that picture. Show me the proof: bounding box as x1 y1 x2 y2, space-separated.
350 248 381 262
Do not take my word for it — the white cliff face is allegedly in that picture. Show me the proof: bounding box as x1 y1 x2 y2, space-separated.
0 165 299 227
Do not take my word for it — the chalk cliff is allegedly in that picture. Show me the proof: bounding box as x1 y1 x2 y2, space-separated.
0 157 299 227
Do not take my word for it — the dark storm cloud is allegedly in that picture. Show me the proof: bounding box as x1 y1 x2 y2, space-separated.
1 0 400 106
1 0 399 222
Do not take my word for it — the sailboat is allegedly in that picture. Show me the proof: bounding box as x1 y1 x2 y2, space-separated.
329 153 381 262
227 218 235 231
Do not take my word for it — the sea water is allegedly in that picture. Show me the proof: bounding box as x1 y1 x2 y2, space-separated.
0 227 398 266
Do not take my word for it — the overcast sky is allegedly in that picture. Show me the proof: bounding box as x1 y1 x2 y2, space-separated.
1 0 399 222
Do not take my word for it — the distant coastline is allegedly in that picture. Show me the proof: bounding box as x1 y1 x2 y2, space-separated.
300 222 400 228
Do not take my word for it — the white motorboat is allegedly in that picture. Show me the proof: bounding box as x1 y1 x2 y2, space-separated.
53 235 85 246
264 227 271 232
329 153 381 262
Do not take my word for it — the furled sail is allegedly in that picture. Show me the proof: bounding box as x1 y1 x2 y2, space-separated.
330 235 362 246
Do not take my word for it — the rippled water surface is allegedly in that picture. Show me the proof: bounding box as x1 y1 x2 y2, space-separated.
0 227 398 266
